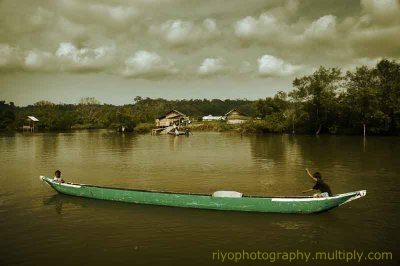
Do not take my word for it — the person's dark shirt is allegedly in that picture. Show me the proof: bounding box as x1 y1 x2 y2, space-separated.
313 179 332 196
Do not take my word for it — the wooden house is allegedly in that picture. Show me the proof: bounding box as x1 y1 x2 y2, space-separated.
23 116 39 132
225 109 249 124
152 110 190 135
155 110 189 127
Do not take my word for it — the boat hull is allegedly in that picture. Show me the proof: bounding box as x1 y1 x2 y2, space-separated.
40 176 366 214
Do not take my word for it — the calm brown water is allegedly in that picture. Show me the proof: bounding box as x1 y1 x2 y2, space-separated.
1 130 399 265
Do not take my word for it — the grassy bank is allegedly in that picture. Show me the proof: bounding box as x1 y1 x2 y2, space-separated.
188 120 286 134
133 123 154 133
188 121 238 132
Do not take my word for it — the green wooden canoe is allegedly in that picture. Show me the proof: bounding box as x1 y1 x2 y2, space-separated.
40 176 366 214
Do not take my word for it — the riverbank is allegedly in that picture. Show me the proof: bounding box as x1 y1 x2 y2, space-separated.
3 121 399 136
134 121 273 134
2 59 400 136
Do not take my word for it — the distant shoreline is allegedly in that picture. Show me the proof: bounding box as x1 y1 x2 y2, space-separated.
2 123 399 137
2 59 400 136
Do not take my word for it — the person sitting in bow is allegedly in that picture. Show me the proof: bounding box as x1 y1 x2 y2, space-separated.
53 170 65 183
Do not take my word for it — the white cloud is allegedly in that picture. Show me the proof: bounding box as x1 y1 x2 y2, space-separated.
24 50 53 69
234 16 257 38
233 1 301 43
150 18 220 46
304 15 337 39
123 50 177 78
55 42 115 71
233 9 307 52
203 18 218 32
88 4 137 22
19 42 116 72
197 57 226 76
160 20 193 45
359 0 400 27
257 54 299 77
0 44 19 67
361 0 399 17
0 43 21 69
234 13 279 40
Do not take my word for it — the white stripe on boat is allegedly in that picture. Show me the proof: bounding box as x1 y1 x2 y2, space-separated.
61 183 82 188
272 190 366 202
272 197 328 202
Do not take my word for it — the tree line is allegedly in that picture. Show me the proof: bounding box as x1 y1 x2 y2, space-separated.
0 59 399 135
252 59 400 135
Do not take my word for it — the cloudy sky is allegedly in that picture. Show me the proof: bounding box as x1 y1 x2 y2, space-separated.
0 0 399 105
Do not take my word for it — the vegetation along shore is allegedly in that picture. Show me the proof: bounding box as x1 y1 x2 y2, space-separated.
1 59 400 136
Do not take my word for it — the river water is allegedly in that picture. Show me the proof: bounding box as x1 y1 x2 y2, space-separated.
1 131 399 265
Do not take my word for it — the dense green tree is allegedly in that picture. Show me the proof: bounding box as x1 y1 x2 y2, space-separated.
344 66 387 136
76 97 103 127
0 101 16 130
375 59 400 134
291 67 342 134
254 92 288 118
286 91 308 134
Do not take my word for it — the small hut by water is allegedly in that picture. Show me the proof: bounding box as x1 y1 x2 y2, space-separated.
152 110 189 135
23 116 39 132
225 109 249 124
155 110 189 127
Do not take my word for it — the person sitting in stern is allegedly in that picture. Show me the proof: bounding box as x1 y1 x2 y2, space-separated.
302 168 332 197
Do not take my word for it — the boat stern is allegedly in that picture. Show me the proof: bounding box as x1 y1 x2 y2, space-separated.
338 190 367 206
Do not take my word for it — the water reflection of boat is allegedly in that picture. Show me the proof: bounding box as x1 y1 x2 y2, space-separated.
167 130 186 136
42 193 133 212
40 176 366 214
116 126 133 132
167 128 191 136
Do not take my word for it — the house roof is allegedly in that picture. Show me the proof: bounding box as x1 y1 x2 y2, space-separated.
157 110 186 119
225 109 248 117
27 116 39 122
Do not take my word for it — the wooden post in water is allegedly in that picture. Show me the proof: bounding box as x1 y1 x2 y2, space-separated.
363 123 366 138
363 135 366 152
292 115 295 134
